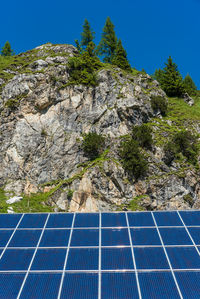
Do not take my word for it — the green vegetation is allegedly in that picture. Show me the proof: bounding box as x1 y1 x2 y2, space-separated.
164 130 199 165
1 41 14 56
132 124 153 150
0 188 53 213
82 132 105 160
151 96 168 116
66 42 102 86
154 56 184 97
119 137 148 179
112 39 131 71
183 74 197 96
80 19 95 49
97 17 117 63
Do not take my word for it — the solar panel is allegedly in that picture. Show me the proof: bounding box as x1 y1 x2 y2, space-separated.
139 271 180 299
0 210 200 298
130 228 161 245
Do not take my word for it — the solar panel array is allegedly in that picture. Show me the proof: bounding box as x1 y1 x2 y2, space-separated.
0 211 200 298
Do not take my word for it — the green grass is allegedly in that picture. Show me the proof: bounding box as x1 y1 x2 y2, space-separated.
0 188 53 214
148 96 200 146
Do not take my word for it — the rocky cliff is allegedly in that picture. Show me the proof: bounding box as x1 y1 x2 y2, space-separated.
0 43 199 213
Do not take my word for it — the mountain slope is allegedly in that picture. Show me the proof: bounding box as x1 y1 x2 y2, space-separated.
0 43 199 213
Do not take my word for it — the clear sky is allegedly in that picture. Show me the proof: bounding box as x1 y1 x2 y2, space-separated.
1 0 199 88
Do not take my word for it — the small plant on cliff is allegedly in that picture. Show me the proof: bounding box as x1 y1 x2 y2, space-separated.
151 96 168 116
132 124 153 150
164 130 199 165
68 42 102 86
82 132 105 160
119 138 148 179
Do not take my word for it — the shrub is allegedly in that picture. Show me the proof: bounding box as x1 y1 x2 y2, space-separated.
119 138 148 179
82 132 105 160
163 141 177 165
173 130 198 163
163 130 198 165
151 96 168 116
132 124 153 150
67 43 102 86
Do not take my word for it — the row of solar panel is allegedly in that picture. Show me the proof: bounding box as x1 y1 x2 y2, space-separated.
0 247 200 270
0 271 199 299
1 227 200 247
0 211 200 228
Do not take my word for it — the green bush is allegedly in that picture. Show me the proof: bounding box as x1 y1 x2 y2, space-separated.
163 141 177 165
173 130 198 163
164 130 198 165
119 138 148 179
82 132 105 160
132 124 153 150
67 43 102 86
151 96 168 116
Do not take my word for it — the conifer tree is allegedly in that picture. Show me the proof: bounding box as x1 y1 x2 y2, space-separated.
154 68 164 84
75 39 82 54
1 41 14 56
112 39 131 71
161 56 184 97
183 74 197 96
81 19 95 49
97 17 117 63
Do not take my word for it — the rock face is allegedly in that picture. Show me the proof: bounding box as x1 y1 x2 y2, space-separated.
0 43 199 212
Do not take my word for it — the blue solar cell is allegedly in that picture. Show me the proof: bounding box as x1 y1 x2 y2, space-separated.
101 213 127 227
159 227 192 245
0 273 25 299
128 212 155 227
102 272 139 299
19 214 47 228
180 211 200 226
0 230 13 247
74 213 99 227
60 273 98 299
46 213 73 228
66 248 98 270
8 230 42 247
31 248 66 270
153 211 183 226
20 273 62 299
189 227 200 245
130 228 161 245
102 248 134 270
175 271 200 299
0 249 34 270
102 228 130 246
39 229 70 247
166 247 200 269
134 247 169 270
0 214 22 228
139 272 180 299
70 229 99 247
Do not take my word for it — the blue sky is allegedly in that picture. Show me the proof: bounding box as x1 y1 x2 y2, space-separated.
1 0 200 88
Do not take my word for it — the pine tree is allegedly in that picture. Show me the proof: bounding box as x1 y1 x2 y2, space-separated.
183 74 197 96
154 68 164 84
81 19 95 49
75 39 82 54
1 41 14 56
161 56 184 97
97 17 117 63
112 39 131 71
